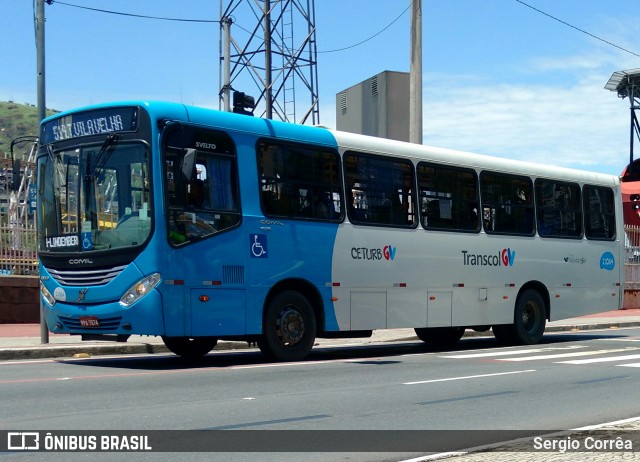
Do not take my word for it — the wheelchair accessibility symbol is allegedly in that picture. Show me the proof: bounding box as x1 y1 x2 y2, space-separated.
81 231 93 250
250 234 268 258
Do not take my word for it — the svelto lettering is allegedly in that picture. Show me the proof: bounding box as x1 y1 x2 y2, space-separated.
195 141 217 150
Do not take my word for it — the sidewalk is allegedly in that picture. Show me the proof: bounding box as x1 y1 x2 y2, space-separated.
1 309 639 361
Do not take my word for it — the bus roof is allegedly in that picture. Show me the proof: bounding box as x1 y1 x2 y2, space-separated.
43 100 619 188
330 129 619 187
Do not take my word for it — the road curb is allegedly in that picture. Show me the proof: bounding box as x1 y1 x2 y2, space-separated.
0 340 252 361
1 322 639 360
545 321 640 332
0 343 166 360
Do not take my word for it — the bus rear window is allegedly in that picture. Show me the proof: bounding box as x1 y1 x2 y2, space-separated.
583 185 616 240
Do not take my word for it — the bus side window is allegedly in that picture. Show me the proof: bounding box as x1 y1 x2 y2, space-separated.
257 140 343 222
417 162 479 232
480 172 534 236
535 179 582 238
344 151 416 228
163 126 241 246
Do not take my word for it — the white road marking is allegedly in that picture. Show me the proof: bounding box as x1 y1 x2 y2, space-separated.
440 345 585 359
499 347 640 361
558 353 640 364
402 369 535 385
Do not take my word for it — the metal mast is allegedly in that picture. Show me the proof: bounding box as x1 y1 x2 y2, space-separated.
219 0 320 124
605 68 640 165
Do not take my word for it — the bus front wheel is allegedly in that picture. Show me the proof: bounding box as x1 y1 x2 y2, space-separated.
493 289 546 345
258 291 316 362
414 327 465 346
162 336 218 358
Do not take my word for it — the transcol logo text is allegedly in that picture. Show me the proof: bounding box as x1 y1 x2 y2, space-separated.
461 248 516 267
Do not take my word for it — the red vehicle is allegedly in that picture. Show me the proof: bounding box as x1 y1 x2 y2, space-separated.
621 159 640 227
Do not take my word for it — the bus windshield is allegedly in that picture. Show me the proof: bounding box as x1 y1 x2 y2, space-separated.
37 141 152 253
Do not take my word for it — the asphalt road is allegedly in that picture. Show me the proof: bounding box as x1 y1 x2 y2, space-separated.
2 327 640 462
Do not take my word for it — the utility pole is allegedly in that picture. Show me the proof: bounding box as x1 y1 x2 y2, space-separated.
409 0 423 144
36 0 49 344
221 15 232 112
36 0 46 123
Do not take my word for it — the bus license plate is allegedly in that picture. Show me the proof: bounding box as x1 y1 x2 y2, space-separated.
79 316 100 328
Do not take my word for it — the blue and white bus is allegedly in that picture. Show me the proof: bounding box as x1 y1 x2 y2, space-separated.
37 101 623 360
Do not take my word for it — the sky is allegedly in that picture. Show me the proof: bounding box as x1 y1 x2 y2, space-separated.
1 0 639 176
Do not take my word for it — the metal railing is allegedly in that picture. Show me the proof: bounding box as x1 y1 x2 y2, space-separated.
625 225 640 290
0 216 38 275
2 218 640 284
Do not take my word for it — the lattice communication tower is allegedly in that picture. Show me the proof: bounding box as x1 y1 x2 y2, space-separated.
219 0 320 125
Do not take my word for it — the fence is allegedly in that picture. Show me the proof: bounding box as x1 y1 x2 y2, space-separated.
625 225 640 291
0 217 38 275
2 220 640 285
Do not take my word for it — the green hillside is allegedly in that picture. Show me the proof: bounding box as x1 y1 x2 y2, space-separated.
0 101 58 162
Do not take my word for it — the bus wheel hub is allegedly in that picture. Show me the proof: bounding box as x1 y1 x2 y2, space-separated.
277 308 304 345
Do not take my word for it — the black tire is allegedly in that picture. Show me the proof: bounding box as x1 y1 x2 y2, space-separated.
162 336 217 358
258 291 316 362
414 327 465 346
493 289 546 345
492 324 517 345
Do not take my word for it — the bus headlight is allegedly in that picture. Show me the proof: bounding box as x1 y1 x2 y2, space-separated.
40 282 56 307
120 273 161 307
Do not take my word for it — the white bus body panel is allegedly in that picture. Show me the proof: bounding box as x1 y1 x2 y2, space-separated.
329 131 623 332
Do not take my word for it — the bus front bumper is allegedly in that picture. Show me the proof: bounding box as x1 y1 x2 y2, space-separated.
43 290 165 337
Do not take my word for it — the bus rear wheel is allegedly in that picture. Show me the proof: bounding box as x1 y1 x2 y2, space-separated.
414 327 465 346
162 336 218 358
258 291 316 362
493 289 546 345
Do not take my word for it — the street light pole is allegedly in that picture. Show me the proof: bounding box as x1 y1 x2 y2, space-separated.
36 0 46 123
36 0 49 344
410 0 423 144
221 16 232 112
605 69 640 166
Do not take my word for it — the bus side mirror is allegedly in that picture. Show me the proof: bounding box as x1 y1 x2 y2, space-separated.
181 148 196 182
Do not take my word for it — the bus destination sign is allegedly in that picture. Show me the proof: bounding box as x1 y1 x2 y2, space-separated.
42 107 138 144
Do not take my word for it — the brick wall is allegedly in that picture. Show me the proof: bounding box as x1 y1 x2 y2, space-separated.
623 289 640 310
0 276 39 323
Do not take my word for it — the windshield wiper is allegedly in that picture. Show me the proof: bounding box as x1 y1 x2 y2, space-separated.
88 133 119 180
45 143 55 162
